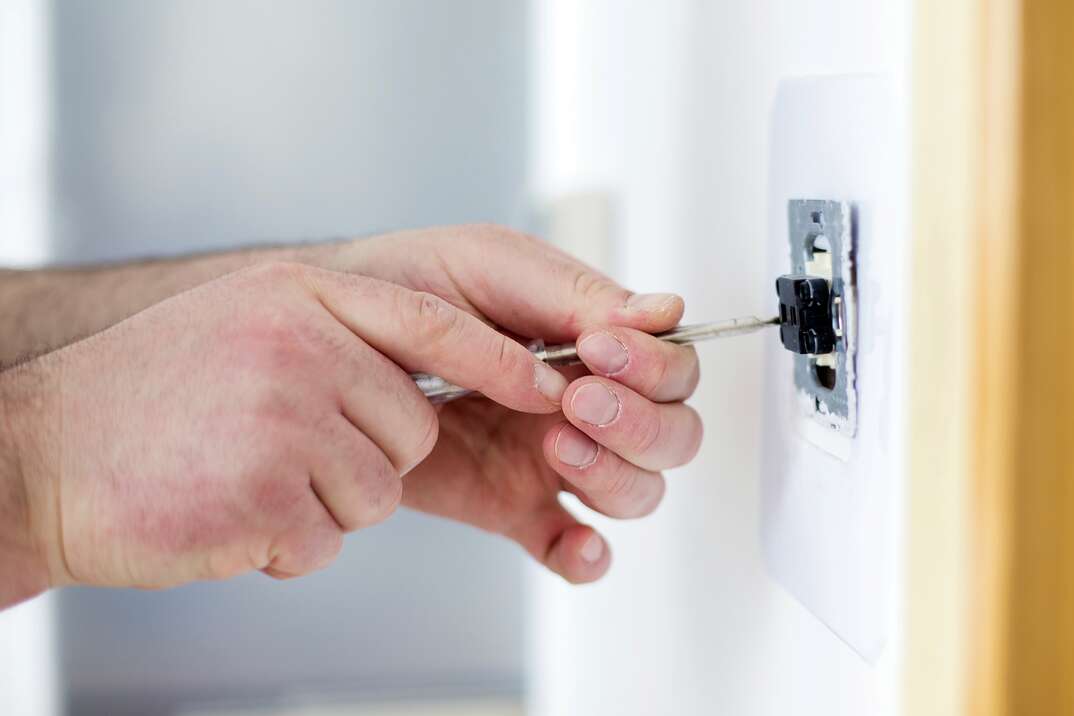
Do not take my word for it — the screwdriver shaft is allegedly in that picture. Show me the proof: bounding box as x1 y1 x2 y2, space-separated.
412 315 779 404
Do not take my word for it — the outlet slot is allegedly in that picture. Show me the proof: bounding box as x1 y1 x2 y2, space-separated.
809 234 831 257
814 361 837 390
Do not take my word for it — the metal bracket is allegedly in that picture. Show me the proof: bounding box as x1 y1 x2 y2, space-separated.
787 199 858 436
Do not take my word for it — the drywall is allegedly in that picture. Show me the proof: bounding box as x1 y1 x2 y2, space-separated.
529 1 909 714
0 2 58 715
762 76 902 661
0 0 51 266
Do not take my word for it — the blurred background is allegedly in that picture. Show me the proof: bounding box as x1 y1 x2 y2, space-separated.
5 1 530 715
1 1 911 715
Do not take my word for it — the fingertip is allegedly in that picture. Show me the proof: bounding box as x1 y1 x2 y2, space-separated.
617 292 685 330
575 326 702 402
576 330 630 376
544 421 599 470
562 378 622 429
579 530 605 563
548 524 611 584
534 362 569 407
542 420 565 455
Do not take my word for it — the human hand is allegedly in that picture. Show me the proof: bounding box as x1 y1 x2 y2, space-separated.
340 225 704 583
10 261 571 591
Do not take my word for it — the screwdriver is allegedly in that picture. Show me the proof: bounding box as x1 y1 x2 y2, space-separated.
412 315 780 404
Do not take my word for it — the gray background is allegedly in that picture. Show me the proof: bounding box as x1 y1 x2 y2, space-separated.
49 2 530 713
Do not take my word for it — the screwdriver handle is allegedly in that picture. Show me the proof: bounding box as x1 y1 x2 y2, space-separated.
412 316 778 404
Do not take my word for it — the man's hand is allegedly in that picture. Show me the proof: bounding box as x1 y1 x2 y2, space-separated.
4 260 570 597
338 226 703 583
0 224 702 601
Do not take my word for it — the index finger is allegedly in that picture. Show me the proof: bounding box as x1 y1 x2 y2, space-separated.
358 226 685 342
303 266 567 413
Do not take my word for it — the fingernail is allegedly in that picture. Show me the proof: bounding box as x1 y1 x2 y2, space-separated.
577 332 629 375
555 426 599 468
626 292 678 313
534 363 568 403
580 533 604 563
571 383 621 426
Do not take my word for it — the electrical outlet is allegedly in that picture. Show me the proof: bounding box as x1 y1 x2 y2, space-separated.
784 199 858 436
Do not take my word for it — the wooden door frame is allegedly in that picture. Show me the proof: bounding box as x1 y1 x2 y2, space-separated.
907 0 1074 713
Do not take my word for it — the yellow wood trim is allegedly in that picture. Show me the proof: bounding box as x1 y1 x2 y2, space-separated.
968 0 1021 712
906 0 984 712
906 0 1021 713
1007 0 1074 711
910 0 1074 713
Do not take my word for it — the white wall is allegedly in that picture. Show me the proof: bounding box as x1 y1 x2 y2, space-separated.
0 0 51 266
529 2 910 714
0 1 58 715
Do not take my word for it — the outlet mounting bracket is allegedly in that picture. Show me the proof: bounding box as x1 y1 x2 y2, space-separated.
786 199 858 436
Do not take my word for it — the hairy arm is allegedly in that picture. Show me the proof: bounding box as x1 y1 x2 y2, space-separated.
0 241 358 366
0 360 57 606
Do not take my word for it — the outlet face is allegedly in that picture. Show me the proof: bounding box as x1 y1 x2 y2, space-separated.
787 199 858 435
761 75 900 662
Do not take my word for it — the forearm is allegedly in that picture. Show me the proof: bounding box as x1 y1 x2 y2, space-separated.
0 359 58 607
0 241 357 366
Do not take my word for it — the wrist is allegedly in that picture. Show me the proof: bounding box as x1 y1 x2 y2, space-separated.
0 357 64 606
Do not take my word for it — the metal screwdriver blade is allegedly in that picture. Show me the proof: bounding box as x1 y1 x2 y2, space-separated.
537 316 780 365
413 315 780 404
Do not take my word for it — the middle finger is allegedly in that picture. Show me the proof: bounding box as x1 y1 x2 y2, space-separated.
574 326 700 402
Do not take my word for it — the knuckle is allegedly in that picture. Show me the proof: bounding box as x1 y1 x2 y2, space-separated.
250 387 305 435
404 290 462 346
633 411 665 457
347 453 403 529
467 222 532 245
247 259 309 286
565 271 628 330
246 466 305 518
286 524 344 575
361 471 403 527
312 529 344 570
571 270 612 301
203 548 248 581
234 310 318 381
416 408 441 460
402 405 440 472
646 349 673 396
489 332 525 378
605 462 639 498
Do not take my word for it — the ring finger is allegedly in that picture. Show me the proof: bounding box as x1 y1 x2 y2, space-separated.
542 422 666 519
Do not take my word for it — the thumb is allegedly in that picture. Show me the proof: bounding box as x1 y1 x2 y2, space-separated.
457 232 685 341
303 266 569 413
368 226 685 342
